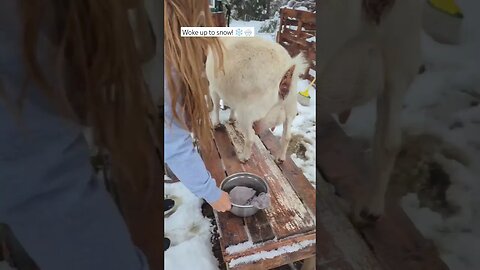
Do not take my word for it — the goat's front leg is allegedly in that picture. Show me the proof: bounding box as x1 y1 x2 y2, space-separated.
237 119 255 163
210 91 221 129
356 79 405 223
275 115 294 164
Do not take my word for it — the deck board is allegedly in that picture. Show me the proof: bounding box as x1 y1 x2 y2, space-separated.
225 124 315 240
202 128 250 247
255 128 316 214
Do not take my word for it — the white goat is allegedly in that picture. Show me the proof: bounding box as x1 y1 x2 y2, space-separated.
206 37 308 163
317 0 422 221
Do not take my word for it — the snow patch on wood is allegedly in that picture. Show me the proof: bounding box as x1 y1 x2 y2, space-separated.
228 239 316 268
226 240 255 254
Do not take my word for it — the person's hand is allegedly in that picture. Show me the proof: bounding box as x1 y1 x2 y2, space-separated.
210 191 232 212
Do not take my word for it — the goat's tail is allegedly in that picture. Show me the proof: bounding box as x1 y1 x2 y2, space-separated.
279 53 310 100
291 52 310 80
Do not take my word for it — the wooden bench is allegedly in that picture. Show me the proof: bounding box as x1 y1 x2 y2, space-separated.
316 113 450 270
200 123 316 270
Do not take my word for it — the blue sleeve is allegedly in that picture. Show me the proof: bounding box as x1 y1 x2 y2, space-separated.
163 77 222 204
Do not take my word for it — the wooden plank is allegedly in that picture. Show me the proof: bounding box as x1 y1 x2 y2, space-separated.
244 212 276 244
281 8 316 25
224 124 315 240
316 113 449 270
211 12 226 27
233 245 315 270
280 28 311 48
213 125 245 175
241 142 276 244
255 129 316 215
202 128 250 247
282 18 316 31
200 130 228 187
226 233 316 262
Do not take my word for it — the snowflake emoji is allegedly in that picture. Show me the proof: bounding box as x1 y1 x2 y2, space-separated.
235 28 243 36
244 29 253 37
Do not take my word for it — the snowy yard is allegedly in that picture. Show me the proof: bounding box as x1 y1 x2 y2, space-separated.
341 0 480 269
164 176 219 270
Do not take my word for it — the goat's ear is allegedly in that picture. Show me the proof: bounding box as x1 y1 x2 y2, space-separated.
279 65 296 100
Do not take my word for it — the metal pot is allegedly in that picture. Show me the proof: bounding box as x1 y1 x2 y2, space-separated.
220 172 269 217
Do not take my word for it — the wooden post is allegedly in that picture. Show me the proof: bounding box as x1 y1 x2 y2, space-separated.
212 12 226 27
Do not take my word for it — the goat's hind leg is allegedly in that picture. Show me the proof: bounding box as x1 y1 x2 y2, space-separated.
275 114 294 164
237 116 255 163
356 79 406 223
210 91 222 129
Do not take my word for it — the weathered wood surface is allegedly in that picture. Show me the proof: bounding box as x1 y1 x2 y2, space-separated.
255 128 315 214
316 113 449 270
212 12 226 27
224 124 315 239
201 124 316 269
281 8 316 25
231 233 316 270
202 129 250 248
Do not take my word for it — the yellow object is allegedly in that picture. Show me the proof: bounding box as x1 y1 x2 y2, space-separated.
299 77 316 98
429 0 463 18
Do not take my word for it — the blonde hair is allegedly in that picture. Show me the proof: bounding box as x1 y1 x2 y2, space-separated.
164 0 224 150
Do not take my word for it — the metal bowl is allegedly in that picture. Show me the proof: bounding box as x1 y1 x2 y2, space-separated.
220 172 269 217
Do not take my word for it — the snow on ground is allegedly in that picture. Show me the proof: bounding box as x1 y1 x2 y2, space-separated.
341 1 480 269
230 19 277 42
164 176 219 270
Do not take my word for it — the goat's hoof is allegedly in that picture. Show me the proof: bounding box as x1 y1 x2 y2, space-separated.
275 158 285 164
360 209 381 223
238 153 251 163
239 157 249 164
351 207 383 227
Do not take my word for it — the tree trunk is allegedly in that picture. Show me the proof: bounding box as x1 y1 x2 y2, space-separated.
267 0 271 18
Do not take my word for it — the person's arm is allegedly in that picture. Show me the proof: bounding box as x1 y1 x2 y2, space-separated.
163 79 222 204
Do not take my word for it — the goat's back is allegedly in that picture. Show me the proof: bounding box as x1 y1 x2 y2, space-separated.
206 37 294 106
